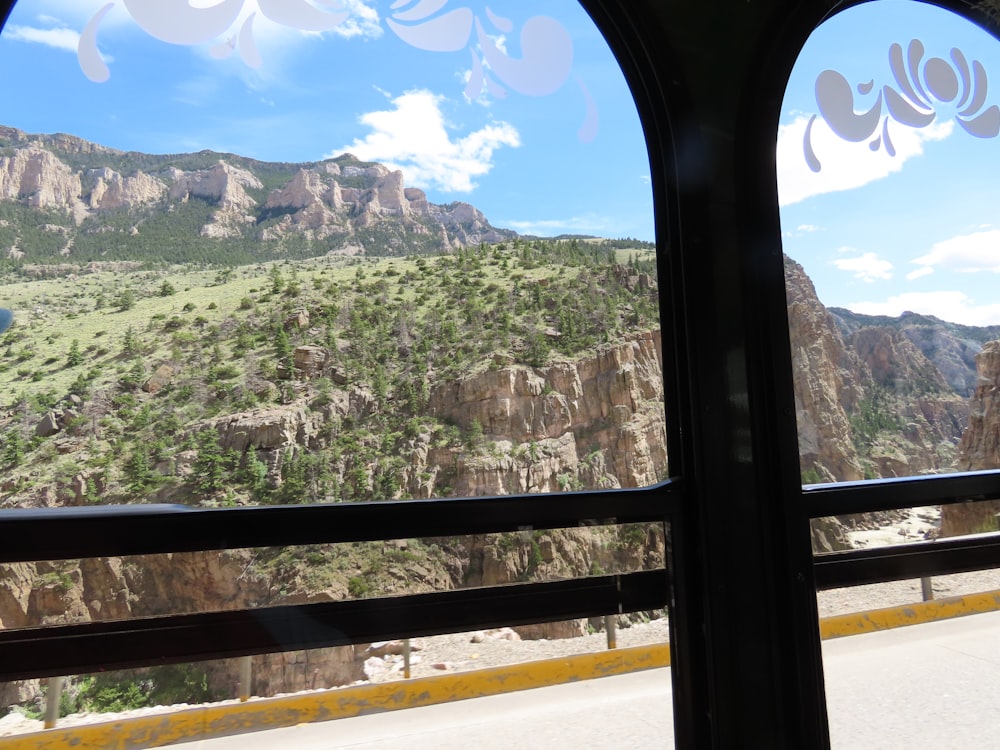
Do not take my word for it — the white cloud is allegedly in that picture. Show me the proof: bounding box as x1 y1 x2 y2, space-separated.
832 252 893 283
848 291 1000 326
333 89 520 193
4 24 80 53
783 223 822 239
326 0 381 40
911 229 1000 274
501 216 610 236
905 266 934 281
777 115 953 207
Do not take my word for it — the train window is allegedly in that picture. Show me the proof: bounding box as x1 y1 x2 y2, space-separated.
0 0 669 735
781 2 1000 746
780 1 1000 489
0 0 660 513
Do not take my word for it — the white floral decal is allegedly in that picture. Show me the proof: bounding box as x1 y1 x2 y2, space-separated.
804 40 1000 171
77 1 597 142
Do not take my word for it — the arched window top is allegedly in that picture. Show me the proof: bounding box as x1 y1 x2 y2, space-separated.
779 1 1000 486
0 1 653 241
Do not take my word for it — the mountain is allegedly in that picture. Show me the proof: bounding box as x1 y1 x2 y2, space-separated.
829 307 1000 397
786 256 970 484
0 125 514 265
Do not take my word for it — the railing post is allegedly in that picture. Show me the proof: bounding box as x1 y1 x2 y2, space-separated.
921 576 934 601
44 676 63 729
604 614 617 649
403 638 411 678
238 656 253 702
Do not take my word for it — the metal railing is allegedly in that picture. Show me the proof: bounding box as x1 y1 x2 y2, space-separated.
0 484 674 683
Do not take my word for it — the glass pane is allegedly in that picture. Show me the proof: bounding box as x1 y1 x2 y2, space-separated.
823 608 1000 748
0 522 669 726
0 523 666 627
779 1 1000 486
0 1 663 514
1 620 673 745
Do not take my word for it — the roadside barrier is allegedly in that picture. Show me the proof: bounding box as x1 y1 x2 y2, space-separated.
5 587 1000 750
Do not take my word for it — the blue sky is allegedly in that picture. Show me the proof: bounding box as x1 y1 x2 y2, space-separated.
3 2 1000 326
0 0 653 240
779 0 1000 326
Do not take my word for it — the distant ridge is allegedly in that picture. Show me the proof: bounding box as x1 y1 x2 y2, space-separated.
0 125 515 264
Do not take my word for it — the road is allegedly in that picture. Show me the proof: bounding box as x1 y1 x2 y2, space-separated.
172 610 1000 749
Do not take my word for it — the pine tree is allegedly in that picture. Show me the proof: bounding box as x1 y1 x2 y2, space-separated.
66 339 83 368
2 429 24 467
193 429 227 495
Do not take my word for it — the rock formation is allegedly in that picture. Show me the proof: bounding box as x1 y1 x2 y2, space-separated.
784 256 865 482
945 340 1000 535
0 128 513 255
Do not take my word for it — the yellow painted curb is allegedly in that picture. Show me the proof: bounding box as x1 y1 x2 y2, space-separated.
819 588 1000 639
0 645 671 750
6 589 1000 750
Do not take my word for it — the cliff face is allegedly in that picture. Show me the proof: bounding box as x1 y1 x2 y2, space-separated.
0 127 512 255
785 256 865 482
831 308 1000 398
785 256 969 482
944 341 1000 535
420 331 665 495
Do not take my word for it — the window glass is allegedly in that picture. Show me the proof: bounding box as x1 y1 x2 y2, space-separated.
780 0 1000 493
0 1 661 508
782 4 1000 746
0 0 666 724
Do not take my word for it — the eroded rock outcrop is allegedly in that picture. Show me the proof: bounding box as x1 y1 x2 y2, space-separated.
421 331 665 494
785 257 865 482
0 146 84 221
0 130 513 252
84 167 166 210
945 340 1000 535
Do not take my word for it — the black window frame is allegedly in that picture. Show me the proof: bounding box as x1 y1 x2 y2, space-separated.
4 1 1000 748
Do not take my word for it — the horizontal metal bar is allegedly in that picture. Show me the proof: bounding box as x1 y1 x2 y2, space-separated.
0 483 675 563
814 532 1000 590
804 470 1000 519
0 570 669 682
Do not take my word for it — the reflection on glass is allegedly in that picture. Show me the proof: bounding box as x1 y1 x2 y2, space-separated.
780 2 1000 488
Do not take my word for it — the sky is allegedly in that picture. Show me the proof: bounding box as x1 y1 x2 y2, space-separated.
778 0 1000 326
2 2 1000 325
0 0 654 240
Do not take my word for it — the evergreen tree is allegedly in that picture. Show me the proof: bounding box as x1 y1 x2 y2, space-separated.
125 449 154 494
193 429 227 495
115 288 135 312
2 429 24 467
122 326 140 356
66 339 83 368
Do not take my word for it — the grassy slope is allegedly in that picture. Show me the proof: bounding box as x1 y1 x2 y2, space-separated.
0 241 660 508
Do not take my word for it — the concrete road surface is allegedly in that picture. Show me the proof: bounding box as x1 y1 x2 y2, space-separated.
173 610 1000 749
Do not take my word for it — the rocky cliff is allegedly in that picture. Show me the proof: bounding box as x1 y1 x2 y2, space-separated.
0 126 512 258
785 256 969 482
944 340 1000 535
785 256 865 482
831 307 1000 398
0 331 668 707
417 331 665 496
